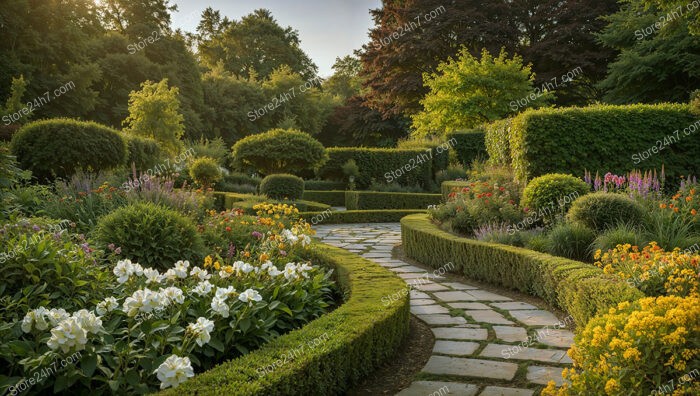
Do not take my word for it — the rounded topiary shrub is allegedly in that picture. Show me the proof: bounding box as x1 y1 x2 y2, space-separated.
124 134 163 171
231 128 327 175
521 173 590 221
94 202 204 269
260 173 305 200
567 192 645 231
546 222 596 262
189 156 222 189
10 118 127 180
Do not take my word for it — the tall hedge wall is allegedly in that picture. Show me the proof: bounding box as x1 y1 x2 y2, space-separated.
507 104 699 181
446 130 487 166
159 244 410 396
484 119 512 166
401 214 643 327
316 148 432 189
345 191 442 210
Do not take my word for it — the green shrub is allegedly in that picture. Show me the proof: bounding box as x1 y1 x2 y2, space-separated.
189 137 228 165
94 202 204 270
446 130 487 166
344 191 442 210
367 181 426 193
567 192 645 231
11 118 127 180
642 208 700 251
231 129 327 175
397 138 451 173
508 104 699 181
316 147 433 189
224 172 261 186
521 173 589 222
435 165 468 185
401 214 643 327
592 223 648 253
441 180 469 201
450 210 478 235
304 180 346 191
189 156 223 189
303 190 345 206
299 209 425 224
484 119 512 166
260 174 305 200
546 222 596 262
212 192 259 210
124 134 163 171
525 234 550 253
159 244 409 396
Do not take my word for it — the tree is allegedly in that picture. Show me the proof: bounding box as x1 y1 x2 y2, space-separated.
197 9 317 80
231 128 327 175
100 0 177 36
1 75 30 121
411 48 551 137
597 0 700 103
123 79 184 154
323 55 363 101
642 0 700 35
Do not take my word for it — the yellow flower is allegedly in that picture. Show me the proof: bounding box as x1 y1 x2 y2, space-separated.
213 261 221 271
604 378 619 393
204 255 213 268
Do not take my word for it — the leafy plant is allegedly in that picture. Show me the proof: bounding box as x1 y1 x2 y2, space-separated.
567 192 645 231
259 174 304 200
189 157 222 189
231 129 327 175
521 173 589 224
546 222 596 262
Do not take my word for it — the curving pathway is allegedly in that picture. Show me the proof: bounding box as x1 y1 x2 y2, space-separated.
314 223 573 396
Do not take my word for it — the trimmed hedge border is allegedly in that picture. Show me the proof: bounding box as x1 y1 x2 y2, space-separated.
440 181 469 201
213 192 330 212
301 209 426 224
401 214 643 327
303 190 346 206
446 130 487 166
345 191 442 210
159 243 410 396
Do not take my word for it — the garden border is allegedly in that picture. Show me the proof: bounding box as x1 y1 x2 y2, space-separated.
400 214 643 327
300 209 426 224
160 243 410 395
345 191 441 210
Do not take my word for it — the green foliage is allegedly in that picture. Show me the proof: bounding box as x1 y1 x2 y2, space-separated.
567 192 646 231
441 181 470 202
445 130 487 166
323 55 362 101
411 47 551 137
124 134 164 171
592 223 648 253
341 159 360 179
344 191 442 210
316 147 433 189
260 174 305 200
232 129 327 175
484 119 513 166
123 79 185 155
435 165 468 185
508 104 699 181
304 180 346 191
232 199 329 214
302 191 346 206
299 209 426 225
189 137 229 165
1 75 31 122
367 181 426 193
642 208 699 251
94 202 204 270
189 157 223 189
396 138 451 174
401 214 643 327
11 118 127 180
521 174 590 222
546 223 596 262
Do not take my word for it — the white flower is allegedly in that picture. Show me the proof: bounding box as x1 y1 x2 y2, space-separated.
96 297 119 316
192 281 214 296
218 268 233 279
173 260 190 278
164 269 178 281
190 266 211 281
298 262 314 278
71 309 103 333
160 287 185 305
238 288 262 304
210 297 229 318
239 262 255 274
231 261 244 272
268 267 282 277
282 229 298 244
113 259 144 283
214 286 236 300
154 355 194 389
301 235 311 247
283 264 299 280
187 317 215 347
46 317 88 353
21 307 49 333
143 268 163 284
261 261 273 271
46 308 70 326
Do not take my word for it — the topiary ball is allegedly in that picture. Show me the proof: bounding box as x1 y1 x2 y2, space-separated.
189 157 222 189
260 174 305 200
567 191 645 231
95 202 204 270
521 173 590 222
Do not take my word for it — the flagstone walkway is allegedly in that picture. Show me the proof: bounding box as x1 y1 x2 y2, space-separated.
314 223 573 396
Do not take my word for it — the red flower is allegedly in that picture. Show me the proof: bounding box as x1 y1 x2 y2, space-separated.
486 192 493 197
225 226 232 232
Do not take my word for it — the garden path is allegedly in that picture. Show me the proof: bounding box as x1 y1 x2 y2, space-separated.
314 223 573 396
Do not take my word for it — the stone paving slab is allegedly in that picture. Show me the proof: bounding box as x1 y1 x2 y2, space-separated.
509 310 564 327
535 329 575 348
480 344 572 364
480 386 535 396
396 381 479 396
418 314 468 326
493 326 529 343
448 302 492 310
463 310 515 325
423 356 518 380
411 305 451 315
433 340 480 356
527 366 568 386
491 302 538 310
432 327 489 341
411 298 437 306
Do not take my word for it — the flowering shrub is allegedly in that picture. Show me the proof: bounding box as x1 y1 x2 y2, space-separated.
542 295 700 395
595 243 699 297
660 187 700 232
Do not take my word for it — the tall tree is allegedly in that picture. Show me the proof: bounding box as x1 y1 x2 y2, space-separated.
323 55 363 101
100 0 177 36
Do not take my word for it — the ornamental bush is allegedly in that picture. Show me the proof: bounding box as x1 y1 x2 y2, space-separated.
542 295 700 396
260 174 305 200
124 134 163 171
446 130 487 166
546 222 596 262
567 192 645 231
521 174 589 223
10 118 127 180
189 157 222 189
231 129 327 175
94 202 204 269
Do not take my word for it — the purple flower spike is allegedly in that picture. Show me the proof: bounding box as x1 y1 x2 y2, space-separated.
252 231 263 239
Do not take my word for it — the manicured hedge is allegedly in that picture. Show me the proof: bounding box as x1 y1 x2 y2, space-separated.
396 139 450 174
124 134 163 171
484 119 512 166
303 190 346 206
344 191 442 210
441 181 469 201
304 180 346 191
213 192 330 212
401 214 643 327
213 192 258 210
508 104 699 181
159 244 410 396
301 209 425 224
11 118 127 180
316 148 432 189
446 130 487 166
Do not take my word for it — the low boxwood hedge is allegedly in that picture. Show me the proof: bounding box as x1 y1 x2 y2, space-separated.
304 180 347 191
401 214 643 327
159 243 410 396
213 192 258 210
300 209 425 224
344 191 442 210
302 190 346 206
213 192 330 212
440 181 469 201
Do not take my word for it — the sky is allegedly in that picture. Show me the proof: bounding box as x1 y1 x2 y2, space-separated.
171 0 382 77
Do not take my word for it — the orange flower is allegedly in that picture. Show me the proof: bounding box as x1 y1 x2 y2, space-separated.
660 204 667 209
686 196 692 203
692 209 697 216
